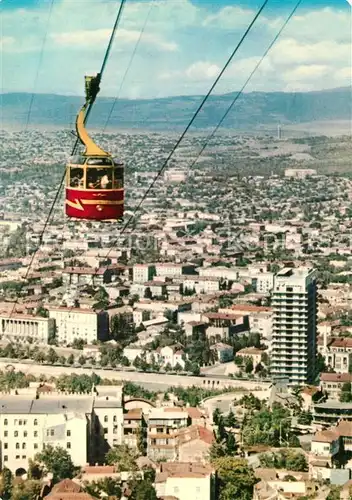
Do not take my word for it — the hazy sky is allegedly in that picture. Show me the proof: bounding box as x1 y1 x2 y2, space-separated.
1 0 351 98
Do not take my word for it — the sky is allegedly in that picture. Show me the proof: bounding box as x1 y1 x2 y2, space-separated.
0 0 351 98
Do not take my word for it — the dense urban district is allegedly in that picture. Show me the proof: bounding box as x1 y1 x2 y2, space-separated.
0 128 351 500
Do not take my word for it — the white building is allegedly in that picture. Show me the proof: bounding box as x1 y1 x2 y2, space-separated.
147 408 189 461
48 307 109 345
0 385 123 474
155 462 214 500
271 267 318 386
159 345 187 369
132 264 156 284
253 272 274 294
0 313 55 344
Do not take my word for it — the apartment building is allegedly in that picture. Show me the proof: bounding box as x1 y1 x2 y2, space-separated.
123 409 146 450
155 263 196 278
132 264 156 283
0 313 55 344
147 408 190 461
48 307 109 345
62 267 112 286
253 272 274 293
271 267 318 386
319 336 352 374
0 385 123 474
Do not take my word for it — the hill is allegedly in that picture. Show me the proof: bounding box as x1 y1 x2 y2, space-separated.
1 87 350 130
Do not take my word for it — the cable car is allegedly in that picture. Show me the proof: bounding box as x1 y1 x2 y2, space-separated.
65 75 124 220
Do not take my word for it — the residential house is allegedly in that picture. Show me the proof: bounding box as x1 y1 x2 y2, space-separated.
210 343 234 363
155 462 215 500
147 408 190 461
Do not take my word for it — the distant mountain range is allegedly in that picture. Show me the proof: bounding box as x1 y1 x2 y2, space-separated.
1 87 350 130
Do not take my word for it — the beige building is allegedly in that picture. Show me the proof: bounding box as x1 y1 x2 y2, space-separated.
0 313 55 344
147 408 190 461
155 462 215 500
0 384 123 474
48 307 109 345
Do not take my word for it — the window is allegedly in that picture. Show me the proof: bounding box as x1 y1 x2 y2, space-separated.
22 443 26 449
4 419 8 426
19 420 23 425
4 443 8 449
4 431 8 437
34 444 38 449
86 167 112 189
113 415 117 422
16 443 20 449
24 431 27 438
34 419 38 426
50 429 54 437
67 430 71 437
67 442 71 449
22 455 26 459
113 166 124 189
103 428 108 434
69 166 84 188
34 431 38 437
15 455 20 460
3 456 8 462
14 431 18 437
104 416 108 423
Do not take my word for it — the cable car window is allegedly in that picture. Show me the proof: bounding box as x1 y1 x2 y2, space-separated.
86 157 113 166
86 167 112 189
69 155 85 165
69 167 84 188
113 167 124 189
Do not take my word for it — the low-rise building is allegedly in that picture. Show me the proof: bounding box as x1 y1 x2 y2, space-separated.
155 462 215 500
48 307 109 345
0 313 55 344
147 408 190 461
210 343 234 363
320 372 352 400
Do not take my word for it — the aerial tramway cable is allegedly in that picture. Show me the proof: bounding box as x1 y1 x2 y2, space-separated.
185 0 303 174
24 0 55 130
3 0 127 337
96 0 271 266
102 0 156 134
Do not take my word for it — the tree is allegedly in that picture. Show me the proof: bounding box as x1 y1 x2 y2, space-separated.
226 409 236 428
212 457 257 500
12 479 42 500
72 338 85 350
78 355 86 366
208 440 227 461
340 382 352 402
67 354 75 365
46 347 59 365
34 445 76 483
132 479 158 500
0 466 13 499
245 357 254 374
105 444 139 471
213 408 222 426
226 432 237 455
297 411 313 425
85 477 122 498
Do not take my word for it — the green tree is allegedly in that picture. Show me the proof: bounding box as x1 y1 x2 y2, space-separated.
213 408 222 426
226 409 236 428
212 457 257 500
12 479 42 500
34 445 76 483
0 466 13 499
132 479 158 500
340 382 352 402
67 354 75 365
84 477 122 498
46 348 59 364
105 444 139 471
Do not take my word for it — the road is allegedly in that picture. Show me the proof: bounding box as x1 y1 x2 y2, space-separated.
0 360 271 392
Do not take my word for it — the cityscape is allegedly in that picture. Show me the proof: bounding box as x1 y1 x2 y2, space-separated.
1 0 351 498
0 124 351 499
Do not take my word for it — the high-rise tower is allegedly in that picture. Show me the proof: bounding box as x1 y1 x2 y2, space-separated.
271 267 317 386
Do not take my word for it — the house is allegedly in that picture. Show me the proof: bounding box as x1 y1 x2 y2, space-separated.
210 343 234 363
155 462 215 500
44 478 96 499
236 347 266 367
177 425 214 463
320 372 352 400
160 345 188 369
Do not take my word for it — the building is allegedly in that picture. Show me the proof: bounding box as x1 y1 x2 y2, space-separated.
62 267 113 286
155 462 215 500
210 343 234 363
0 384 123 475
320 372 352 400
147 408 190 461
0 313 55 344
271 267 318 386
159 344 188 369
48 307 109 345
123 409 146 450
133 264 156 284
313 401 352 427
253 272 274 294
284 168 317 179
320 336 352 374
